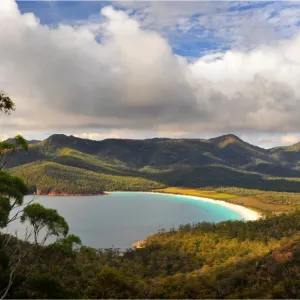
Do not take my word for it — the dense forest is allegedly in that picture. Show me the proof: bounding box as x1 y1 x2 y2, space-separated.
5 133 300 194
12 161 164 195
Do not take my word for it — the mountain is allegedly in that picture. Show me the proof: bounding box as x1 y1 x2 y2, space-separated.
270 141 300 168
5 134 300 194
27 139 40 145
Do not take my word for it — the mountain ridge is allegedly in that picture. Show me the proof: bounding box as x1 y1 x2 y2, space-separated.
5 133 300 194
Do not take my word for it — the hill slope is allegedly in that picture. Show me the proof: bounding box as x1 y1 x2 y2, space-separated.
6 134 300 194
12 161 164 195
7 210 300 299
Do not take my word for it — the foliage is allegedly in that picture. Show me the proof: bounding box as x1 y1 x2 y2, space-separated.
0 91 15 114
21 203 69 245
11 161 165 195
0 94 78 299
20 274 72 299
0 135 28 170
0 171 28 228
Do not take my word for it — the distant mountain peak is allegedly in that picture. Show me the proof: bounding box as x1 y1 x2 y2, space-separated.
45 134 78 143
47 133 69 139
209 134 243 148
42 134 76 149
221 134 241 140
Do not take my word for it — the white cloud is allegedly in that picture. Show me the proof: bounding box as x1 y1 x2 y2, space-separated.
253 133 300 148
281 134 299 145
0 0 300 142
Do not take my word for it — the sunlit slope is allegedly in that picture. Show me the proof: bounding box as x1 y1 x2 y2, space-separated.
270 141 300 166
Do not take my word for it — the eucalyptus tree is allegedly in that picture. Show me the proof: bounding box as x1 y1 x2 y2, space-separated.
0 91 80 299
0 91 15 115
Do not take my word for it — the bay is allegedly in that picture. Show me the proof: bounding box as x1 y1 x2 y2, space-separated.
6 192 243 249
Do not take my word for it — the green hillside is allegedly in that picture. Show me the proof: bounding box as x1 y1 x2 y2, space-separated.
270 142 300 166
6 134 300 194
12 161 164 195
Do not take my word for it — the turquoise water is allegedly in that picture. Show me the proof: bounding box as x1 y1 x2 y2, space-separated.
6 192 242 249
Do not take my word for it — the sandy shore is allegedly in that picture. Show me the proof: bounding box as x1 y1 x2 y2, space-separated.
150 192 261 221
108 191 262 221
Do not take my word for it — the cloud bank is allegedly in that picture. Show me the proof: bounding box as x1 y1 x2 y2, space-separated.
0 0 300 139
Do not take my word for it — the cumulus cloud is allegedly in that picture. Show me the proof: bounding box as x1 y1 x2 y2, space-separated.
0 0 300 140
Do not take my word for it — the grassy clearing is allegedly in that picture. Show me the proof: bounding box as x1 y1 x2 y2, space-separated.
154 187 236 199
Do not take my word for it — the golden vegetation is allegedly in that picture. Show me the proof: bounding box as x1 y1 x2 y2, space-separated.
154 187 300 215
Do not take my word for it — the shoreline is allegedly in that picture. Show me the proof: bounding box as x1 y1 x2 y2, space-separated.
32 190 261 221
32 192 106 196
153 192 262 221
29 190 261 249
108 191 262 221
126 191 262 249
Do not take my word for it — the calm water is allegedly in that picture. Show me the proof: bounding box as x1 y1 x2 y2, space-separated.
6 192 242 249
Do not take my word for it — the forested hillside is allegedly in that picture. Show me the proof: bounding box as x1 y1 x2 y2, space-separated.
6 134 300 194
12 161 164 195
3 211 300 299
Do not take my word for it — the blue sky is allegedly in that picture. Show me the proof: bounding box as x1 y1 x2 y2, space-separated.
17 1 109 25
16 1 300 58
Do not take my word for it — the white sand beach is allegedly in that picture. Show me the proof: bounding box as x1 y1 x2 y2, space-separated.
121 191 261 221
107 191 262 221
150 192 261 221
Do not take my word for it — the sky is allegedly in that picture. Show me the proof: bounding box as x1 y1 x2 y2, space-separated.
1 0 300 148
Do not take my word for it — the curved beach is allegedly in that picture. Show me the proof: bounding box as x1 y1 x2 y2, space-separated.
148 192 261 221
128 191 261 248
108 191 261 221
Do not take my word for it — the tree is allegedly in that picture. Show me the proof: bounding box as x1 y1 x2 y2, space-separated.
0 92 28 228
0 171 28 228
21 274 70 299
0 91 72 299
87 266 137 299
0 92 30 299
0 171 28 299
21 203 69 246
0 91 15 115
0 135 28 170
